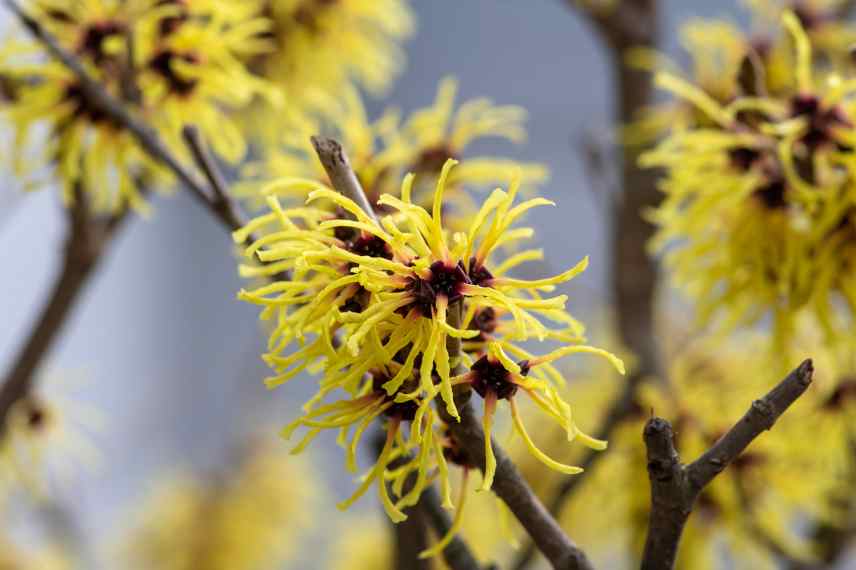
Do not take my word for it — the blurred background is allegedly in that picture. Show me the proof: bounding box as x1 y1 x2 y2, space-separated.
0 1 787 568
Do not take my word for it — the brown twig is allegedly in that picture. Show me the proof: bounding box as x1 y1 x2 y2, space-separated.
640 359 814 570
514 2 660 567
443 402 594 570
442 280 591 569
316 139 485 570
182 126 249 233
0 185 132 437
310 136 379 223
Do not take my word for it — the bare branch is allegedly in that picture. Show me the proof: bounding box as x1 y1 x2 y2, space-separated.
566 0 656 49
0 185 134 437
182 125 250 233
310 136 379 224
315 137 490 570
640 360 815 570
441 403 593 570
439 260 592 569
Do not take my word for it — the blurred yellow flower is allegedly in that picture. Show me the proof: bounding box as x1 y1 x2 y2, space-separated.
0 374 101 498
646 10 856 358
251 0 413 99
1 0 274 213
239 77 549 234
120 439 316 570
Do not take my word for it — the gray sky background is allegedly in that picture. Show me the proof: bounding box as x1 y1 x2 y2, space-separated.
0 1 786 568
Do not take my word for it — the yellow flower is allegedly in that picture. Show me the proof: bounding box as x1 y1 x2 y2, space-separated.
625 1 856 145
120 439 316 570
252 0 413 99
238 77 549 233
1 0 273 213
622 19 750 145
747 1 856 70
0 374 101 498
327 517 391 570
646 10 856 357
236 159 623 528
133 0 277 165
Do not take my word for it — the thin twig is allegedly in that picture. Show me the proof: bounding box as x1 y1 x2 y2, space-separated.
182 125 249 233
443 274 591 569
373 431 431 570
443 402 594 570
640 360 814 570
0 185 133 437
310 136 379 223
314 139 445 570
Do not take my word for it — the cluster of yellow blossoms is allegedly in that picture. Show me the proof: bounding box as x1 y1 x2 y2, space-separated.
119 439 316 570
238 76 549 237
645 6 856 357
2 0 272 211
235 159 623 549
0 0 414 213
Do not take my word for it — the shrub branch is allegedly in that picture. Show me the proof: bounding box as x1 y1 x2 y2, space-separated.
641 360 815 570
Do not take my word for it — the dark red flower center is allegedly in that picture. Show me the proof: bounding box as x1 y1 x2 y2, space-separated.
791 94 852 151
468 258 494 287
403 261 470 317
347 234 392 260
149 50 200 95
471 355 518 400
79 20 126 65
372 374 419 421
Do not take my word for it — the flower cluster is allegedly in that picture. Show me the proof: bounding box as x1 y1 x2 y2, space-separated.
120 439 317 570
625 0 856 144
645 10 856 357
0 0 414 214
235 159 623 538
243 0 413 142
1 0 272 212
238 77 549 234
